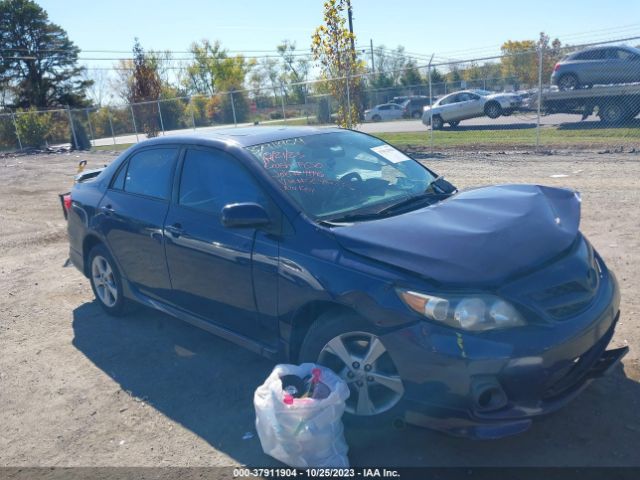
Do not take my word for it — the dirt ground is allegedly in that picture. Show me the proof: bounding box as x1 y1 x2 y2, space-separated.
1 148 639 467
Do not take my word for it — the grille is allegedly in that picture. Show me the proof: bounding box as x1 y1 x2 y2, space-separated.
528 250 601 320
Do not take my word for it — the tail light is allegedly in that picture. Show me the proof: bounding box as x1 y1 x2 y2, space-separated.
63 193 72 211
553 63 560 72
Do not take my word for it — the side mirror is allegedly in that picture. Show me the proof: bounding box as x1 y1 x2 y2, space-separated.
221 202 271 228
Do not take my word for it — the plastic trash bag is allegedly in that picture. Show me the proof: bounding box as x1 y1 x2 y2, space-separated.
254 363 350 468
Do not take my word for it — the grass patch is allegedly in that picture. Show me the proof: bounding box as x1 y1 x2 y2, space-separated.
377 126 640 149
93 143 134 152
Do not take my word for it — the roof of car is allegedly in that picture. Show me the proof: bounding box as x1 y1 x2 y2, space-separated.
134 126 343 148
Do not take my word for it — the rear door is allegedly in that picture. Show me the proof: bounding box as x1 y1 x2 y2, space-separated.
163 146 278 344
99 147 178 300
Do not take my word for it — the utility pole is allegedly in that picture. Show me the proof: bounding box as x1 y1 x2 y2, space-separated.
370 38 375 73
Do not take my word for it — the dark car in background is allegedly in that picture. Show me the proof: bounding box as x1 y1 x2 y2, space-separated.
65 127 626 439
551 45 640 90
390 95 435 118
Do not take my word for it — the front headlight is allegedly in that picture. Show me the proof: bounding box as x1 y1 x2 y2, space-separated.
397 289 525 331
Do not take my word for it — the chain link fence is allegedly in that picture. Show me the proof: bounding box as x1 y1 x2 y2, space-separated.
1 37 639 154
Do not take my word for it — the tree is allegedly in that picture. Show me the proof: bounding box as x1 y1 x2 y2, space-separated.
277 40 310 104
311 0 366 127
130 39 162 137
183 39 253 123
500 39 537 86
0 0 91 108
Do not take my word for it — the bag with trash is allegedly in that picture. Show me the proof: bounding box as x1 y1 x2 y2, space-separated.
254 363 350 468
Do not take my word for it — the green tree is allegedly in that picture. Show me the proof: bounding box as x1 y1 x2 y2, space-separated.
14 108 51 147
311 0 366 127
184 39 253 123
0 0 91 108
500 39 537 86
277 40 310 104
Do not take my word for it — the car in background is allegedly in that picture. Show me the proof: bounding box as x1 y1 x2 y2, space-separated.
551 45 640 90
364 103 404 122
65 126 626 439
422 89 522 129
400 96 434 119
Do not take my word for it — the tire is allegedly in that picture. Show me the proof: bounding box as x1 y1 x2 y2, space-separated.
88 244 128 316
599 102 626 124
372 114 382 122
448 120 460 128
484 101 502 119
298 311 405 426
558 73 579 91
411 111 421 119
431 115 444 130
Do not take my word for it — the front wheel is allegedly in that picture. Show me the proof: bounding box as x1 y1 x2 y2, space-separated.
299 312 405 419
448 120 460 128
372 114 382 122
88 244 128 316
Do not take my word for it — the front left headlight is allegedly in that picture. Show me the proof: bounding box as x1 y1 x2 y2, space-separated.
397 289 526 332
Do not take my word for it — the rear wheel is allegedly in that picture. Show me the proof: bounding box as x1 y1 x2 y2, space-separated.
558 73 579 91
299 312 405 421
448 120 460 128
372 114 382 122
430 115 444 130
484 101 502 119
411 111 422 119
88 244 127 316
599 102 626 124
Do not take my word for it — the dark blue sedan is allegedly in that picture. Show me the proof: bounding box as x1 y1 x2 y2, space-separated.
65 127 627 438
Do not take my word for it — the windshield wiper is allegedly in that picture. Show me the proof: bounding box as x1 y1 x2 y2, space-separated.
320 212 385 224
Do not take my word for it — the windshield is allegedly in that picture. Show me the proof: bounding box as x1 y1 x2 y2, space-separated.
246 131 436 220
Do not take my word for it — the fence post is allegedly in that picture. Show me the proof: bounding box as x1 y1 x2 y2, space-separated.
67 106 79 150
129 104 139 142
536 44 544 150
11 112 23 151
107 107 116 145
279 84 286 125
345 66 352 129
428 54 435 154
85 108 95 147
157 100 165 135
229 92 238 127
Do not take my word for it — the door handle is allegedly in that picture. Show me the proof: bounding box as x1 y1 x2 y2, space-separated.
165 223 183 237
100 204 114 215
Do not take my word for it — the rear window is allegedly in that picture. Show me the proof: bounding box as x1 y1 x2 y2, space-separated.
122 148 178 200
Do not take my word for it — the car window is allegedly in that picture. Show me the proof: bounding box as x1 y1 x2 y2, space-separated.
439 94 457 105
178 148 266 215
458 93 471 102
123 148 178 200
468 93 481 101
379 105 390 110
615 49 637 61
575 49 605 60
111 162 127 190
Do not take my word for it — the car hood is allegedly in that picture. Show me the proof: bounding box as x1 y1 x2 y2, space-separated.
332 184 581 286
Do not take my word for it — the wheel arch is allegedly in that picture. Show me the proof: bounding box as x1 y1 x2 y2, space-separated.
286 301 361 362
82 234 104 277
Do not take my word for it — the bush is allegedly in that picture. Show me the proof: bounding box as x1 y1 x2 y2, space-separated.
14 109 52 148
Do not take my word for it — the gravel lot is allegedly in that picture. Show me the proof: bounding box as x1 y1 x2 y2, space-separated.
1 148 639 467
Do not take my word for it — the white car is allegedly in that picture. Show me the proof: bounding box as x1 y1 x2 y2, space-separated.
364 103 404 122
421 90 522 129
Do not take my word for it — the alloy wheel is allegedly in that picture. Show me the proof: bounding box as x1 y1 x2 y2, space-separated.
91 255 118 308
317 331 404 416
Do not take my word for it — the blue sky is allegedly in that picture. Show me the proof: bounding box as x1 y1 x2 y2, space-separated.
38 0 640 69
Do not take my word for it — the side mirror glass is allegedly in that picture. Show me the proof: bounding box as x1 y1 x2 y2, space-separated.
221 202 270 228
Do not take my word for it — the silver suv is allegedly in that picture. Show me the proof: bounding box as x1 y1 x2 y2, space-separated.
551 45 640 90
